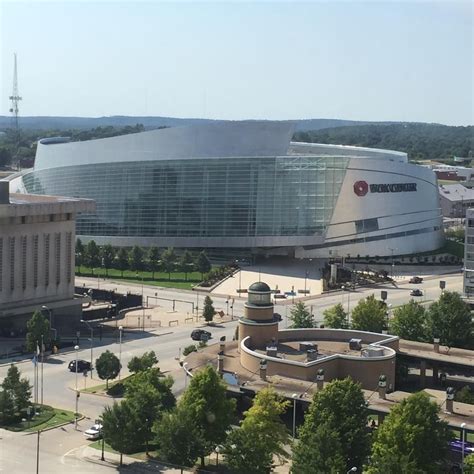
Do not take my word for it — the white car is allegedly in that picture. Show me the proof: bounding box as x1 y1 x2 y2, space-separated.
84 423 103 440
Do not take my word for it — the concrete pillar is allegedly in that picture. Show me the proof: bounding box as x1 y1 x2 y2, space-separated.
316 369 324 390
433 338 440 353
217 352 224 375
420 360 427 388
219 340 226 354
432 363 439 384
378 375 387 400
259 360 267 381
446 387 455 413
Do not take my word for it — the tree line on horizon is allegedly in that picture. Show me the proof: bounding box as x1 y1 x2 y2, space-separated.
293 122 473 161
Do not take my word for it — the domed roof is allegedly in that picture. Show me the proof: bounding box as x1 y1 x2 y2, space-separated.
248 281 271 292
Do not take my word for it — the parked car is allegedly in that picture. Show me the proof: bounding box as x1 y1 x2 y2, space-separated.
409 276 423 284
191 329 212 341
84 422 103 440
274 294 287 299
68 359 92 372
410 289 423 297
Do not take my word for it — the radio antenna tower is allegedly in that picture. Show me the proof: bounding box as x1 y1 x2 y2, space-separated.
9 53 22 159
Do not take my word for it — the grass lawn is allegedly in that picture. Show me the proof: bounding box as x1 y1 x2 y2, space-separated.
89 439 149 460
1 405 77 432
76 267 202 290
81 374 132 396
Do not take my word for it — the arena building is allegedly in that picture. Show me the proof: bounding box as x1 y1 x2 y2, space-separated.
14 121 443 257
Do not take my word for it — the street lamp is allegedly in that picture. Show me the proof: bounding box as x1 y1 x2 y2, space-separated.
215 446 221 467
100 420 105 461
292 393 298 438
461 422 467 471
80 319 94 379
136 272 145 331
118 326 123 380
74 344 79 430
347 468 357 474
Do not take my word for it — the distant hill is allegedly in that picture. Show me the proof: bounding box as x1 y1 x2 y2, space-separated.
0 115 388 132
293 123 473 161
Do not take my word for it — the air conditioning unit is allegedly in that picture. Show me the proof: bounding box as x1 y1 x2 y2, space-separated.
361 346 385 358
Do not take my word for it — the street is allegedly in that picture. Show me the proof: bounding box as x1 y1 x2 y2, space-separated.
0 271 463 472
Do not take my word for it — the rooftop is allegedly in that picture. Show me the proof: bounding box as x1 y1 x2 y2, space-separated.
438 183 474 202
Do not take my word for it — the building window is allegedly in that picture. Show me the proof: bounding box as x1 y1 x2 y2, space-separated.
355 218 379 234
467 237 474 245
21 235 27 290
44 234 50 287
33 235 39 288
66 232 72 283
55 233 61 285
9 237 15 291
468 219 474 228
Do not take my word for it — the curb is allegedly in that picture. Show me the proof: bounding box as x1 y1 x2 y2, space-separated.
23 415 86 434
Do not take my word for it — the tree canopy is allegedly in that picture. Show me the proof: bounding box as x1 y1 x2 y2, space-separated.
1 364 31 414
177 366 235 466
25 311 51 353
367 392 451 473
351 294 386 333
225 388 289 473
427 291 473 349
202 295 215 323
127 351 158 374
95 350 121 388
322 303 348 329
291 378 370 472
289 302 314 328
196 251 212 278
390 300 427 342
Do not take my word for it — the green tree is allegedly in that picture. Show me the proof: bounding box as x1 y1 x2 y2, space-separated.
102 400 139 465
202 295 215 323
179 250 195 281
127 351 158 374
292 378 370 472
351 294 386 333
100 244 115 277
291 418 346 474
148 246 161 279
155 406 202 467
115 247 129 277
455 386 474 405
225 388 289 474
1 364 31 413
390 300 427 341
0 389 16 424
367 392 451 473
179 365 235 466
427 291 473 349
125 372 175 454
323 303 347 329
84 240 101 274
196 251 212 279
75 238 84 274
289 302 314 328
25 311 51 353
128 245 144 273
95 350 121 389
161 247 176 280
466 454 474 473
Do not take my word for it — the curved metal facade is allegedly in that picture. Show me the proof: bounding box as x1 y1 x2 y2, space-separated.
19 121 444 256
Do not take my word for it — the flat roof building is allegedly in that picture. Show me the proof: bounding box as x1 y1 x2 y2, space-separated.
439 184 474 218
0 181 95 332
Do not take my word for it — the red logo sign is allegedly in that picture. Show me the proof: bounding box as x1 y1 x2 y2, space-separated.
354 180 368 197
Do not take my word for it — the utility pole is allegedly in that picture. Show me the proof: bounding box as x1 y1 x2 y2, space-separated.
9 53 22 168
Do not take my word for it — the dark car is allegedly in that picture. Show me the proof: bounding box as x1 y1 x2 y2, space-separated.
68 359 91 372
410 289 423 297
191 329 212 341
409 276 423 284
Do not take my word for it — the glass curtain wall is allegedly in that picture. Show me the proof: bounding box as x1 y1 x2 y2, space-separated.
22 156 349 239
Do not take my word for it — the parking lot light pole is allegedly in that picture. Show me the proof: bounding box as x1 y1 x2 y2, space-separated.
81 319 94 379
74 345 79 430
292 393 298 438
461 422 466 472
118 326 123 380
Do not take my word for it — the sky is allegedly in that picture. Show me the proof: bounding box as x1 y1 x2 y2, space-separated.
0 0 472 125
